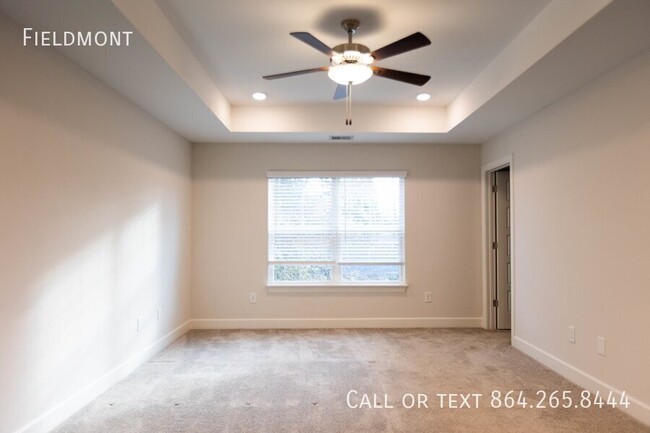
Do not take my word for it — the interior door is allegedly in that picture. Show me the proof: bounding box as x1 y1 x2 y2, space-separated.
494 168 511 330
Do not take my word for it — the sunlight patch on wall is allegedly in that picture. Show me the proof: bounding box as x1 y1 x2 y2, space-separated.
28 203 163 408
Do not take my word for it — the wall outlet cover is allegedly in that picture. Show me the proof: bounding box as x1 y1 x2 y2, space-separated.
597 336 606 356
568 326 576 344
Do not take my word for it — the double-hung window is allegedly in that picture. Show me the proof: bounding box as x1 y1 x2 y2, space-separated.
267 171 406 287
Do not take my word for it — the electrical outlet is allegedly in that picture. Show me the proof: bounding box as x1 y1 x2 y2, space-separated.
249 292 257 304
136 317 141 333
597 336 606 356
568 326 576 344
157 307 161 321
424 292 432 303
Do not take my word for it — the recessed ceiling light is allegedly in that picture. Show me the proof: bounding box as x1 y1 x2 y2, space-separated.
416 93 431 101
252 92 267 101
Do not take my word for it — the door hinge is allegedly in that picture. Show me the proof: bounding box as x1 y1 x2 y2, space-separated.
493 299 499 307
492 241 498 250
491 184 497 193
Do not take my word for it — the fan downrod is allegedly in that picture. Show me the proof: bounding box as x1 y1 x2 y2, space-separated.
341 19 360 42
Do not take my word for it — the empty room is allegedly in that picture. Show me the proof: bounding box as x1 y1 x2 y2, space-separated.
1 0 649 432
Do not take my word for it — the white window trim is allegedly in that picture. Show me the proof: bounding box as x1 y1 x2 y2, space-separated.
267 171 407 291
267 170 408 179
266 283 408 293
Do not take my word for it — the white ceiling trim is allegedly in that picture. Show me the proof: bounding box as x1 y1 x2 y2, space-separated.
232 105 447 133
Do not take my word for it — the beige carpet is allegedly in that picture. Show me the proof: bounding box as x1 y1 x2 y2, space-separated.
53 329 648 433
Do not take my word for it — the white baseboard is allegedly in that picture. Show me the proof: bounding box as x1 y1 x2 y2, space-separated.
12 320 192 433
191 317 483 329
513 336 650 427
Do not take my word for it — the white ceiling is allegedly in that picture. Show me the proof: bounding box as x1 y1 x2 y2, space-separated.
1 0 649 143
156 0 551 106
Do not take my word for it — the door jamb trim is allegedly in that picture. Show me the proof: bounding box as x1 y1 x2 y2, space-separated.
481 155 514 336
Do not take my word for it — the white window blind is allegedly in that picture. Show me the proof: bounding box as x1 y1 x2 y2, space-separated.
268 172 405 285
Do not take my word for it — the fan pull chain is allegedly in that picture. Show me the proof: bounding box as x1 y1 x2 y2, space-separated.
345 82 352 126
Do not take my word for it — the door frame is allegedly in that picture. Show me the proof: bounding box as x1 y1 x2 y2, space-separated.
481 154 515 334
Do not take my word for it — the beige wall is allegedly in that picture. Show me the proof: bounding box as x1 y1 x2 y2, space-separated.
482 49 650 414
0 16 192 433
192 141 482 326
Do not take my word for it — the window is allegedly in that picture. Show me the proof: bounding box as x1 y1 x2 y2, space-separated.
268 172 406 287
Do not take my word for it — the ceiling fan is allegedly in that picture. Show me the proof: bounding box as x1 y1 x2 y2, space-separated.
263 19 431 125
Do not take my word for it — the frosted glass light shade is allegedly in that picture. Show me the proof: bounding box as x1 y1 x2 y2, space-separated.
328 64 373 85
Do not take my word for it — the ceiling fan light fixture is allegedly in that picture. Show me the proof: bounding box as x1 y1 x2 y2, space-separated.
264 21 432 125
328 63 373 85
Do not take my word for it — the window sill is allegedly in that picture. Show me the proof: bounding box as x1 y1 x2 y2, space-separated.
266 284 408 293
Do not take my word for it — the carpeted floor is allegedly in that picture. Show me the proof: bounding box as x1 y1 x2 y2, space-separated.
53 329 648 433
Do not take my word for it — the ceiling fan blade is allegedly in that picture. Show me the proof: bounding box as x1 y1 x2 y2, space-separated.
372 67 430 86
290 32 332 56
371 32 431 61
333 84 347 100
263 67 328 80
